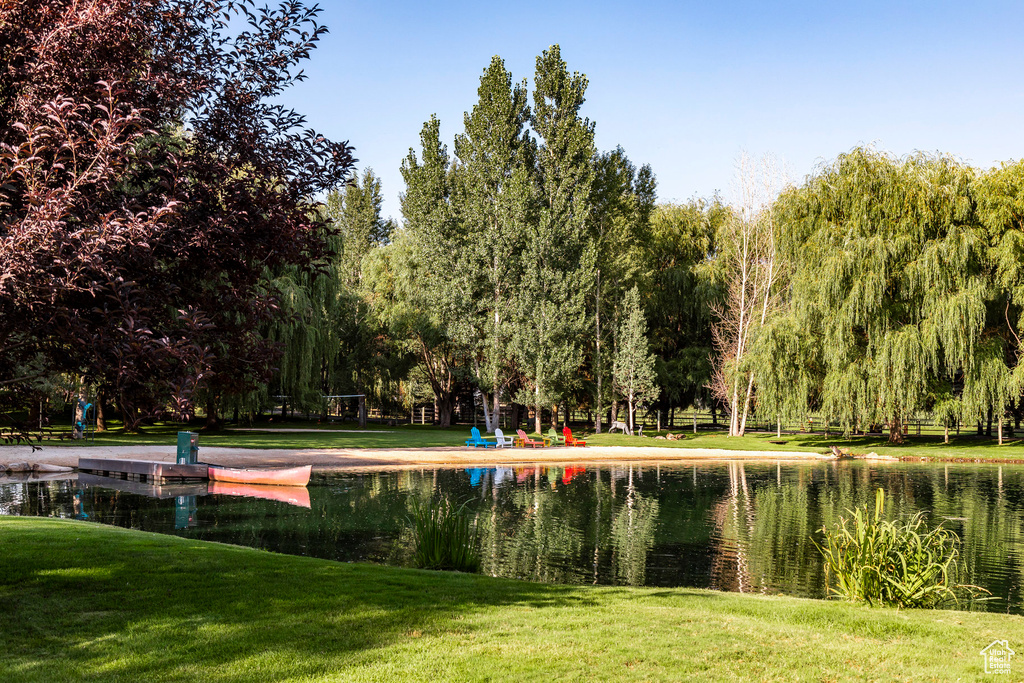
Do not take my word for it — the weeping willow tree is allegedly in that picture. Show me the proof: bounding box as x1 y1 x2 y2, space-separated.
263 224 349 414
766 148 998 443
261 169 401 417
975 159 1024 441
749 315 820 437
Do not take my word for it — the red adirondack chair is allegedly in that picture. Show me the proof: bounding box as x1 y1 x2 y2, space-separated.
563 426 587 447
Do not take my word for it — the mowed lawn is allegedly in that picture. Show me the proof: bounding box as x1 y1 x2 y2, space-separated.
0 518 1019 682
21 419 1024 462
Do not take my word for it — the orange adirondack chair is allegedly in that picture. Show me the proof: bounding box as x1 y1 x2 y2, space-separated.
515 429 548 448
563 426 587 447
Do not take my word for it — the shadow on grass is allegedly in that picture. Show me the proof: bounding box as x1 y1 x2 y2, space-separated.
0 518 606 682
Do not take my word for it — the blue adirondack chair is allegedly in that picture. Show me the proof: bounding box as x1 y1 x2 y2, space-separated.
465 426 497 448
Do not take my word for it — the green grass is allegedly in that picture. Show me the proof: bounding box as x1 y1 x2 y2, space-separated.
20 422 472 450
588 430 1024 462
14 417 1024 462
1 518 1020 682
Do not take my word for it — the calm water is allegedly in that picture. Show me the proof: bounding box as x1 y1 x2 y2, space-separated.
3 460 1023 612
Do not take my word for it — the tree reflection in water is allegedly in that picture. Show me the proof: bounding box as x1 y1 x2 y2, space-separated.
2 460 1022 613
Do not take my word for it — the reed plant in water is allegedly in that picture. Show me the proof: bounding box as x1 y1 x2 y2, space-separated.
813 488 987 608
410 498 481 573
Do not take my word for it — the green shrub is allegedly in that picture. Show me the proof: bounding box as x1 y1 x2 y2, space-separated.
410 498 481 573
813 488 987 608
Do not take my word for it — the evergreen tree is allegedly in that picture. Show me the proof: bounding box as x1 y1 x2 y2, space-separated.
613 287 658 433
395 116 473 427
513 45 596 432
588 147 656 431
452 56 536 431
329 168 395 288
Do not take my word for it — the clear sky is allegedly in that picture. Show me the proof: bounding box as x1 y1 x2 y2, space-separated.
285 0 1024 220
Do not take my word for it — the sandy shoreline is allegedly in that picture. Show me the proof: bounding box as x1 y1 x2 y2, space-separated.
0 444 827 473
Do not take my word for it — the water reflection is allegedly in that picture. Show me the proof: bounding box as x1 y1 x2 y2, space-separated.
2 460 1024 613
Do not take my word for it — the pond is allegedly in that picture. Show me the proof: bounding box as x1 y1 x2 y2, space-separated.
2 460 1023 613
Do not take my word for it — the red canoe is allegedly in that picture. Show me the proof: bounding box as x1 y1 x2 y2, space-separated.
207 481 311 508
207 464 312 487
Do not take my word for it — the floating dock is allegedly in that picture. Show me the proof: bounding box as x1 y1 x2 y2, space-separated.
77 472 209 498
77 458 208 484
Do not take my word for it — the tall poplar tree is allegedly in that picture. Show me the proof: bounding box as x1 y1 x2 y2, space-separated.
452 56 536 432
397 116 473 427
514 45 596 432
588 148 656 431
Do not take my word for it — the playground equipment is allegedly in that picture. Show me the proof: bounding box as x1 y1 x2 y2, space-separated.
73 399 94 441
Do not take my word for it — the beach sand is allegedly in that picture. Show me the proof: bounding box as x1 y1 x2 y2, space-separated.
0 443 828 473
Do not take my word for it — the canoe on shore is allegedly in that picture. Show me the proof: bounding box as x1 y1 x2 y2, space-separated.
207 480 311 508
207 464 312 487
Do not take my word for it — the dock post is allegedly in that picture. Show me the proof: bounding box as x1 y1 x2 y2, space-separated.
177 432 199 464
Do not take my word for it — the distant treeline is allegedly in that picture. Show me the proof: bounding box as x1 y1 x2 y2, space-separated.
6 11 1024 443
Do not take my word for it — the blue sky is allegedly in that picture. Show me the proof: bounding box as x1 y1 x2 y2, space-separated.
286 0 1024 220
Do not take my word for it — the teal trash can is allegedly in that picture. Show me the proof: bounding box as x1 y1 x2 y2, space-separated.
176 431 199 464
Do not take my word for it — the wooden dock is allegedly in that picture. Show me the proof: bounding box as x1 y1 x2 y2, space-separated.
78 457 208 484
77 472 209 498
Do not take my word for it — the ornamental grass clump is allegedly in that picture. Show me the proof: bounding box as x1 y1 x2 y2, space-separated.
814 488 986 609
411 498 481 573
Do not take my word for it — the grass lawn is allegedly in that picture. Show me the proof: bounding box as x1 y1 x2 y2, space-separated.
16 417 1024 462
27 422 472 450
588 431 1024 462
0 517 1020 682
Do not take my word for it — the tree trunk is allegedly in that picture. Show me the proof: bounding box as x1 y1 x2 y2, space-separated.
729 373 741 436
776 416 781 439
120 402 141 433
534 385 542 434
888 415 904 444
490 391 501 432
999 411 1004 446
944 422 949 444
96 391 107 432
480 389 500 433
739 371 755 436
611 400 619 424
204 395 220 430
28 396 41 430
436 396 454 428
595 268 603 434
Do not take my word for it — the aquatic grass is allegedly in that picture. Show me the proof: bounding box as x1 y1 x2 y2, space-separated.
814 488 988 608
410 498 481 573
